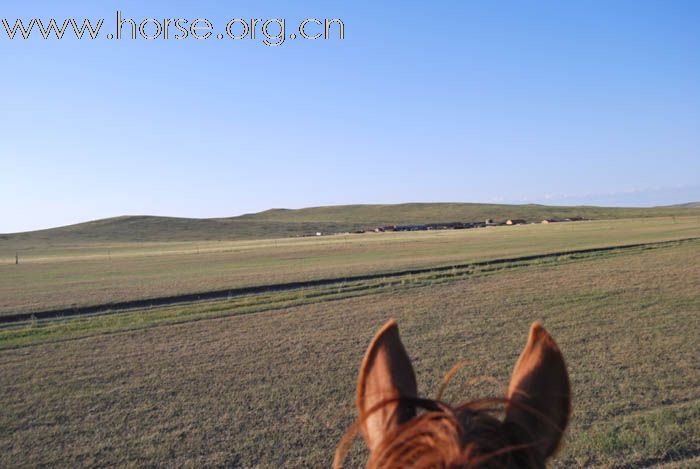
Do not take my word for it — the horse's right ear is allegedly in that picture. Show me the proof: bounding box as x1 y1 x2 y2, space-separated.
356 320 418 451
505 322 571 459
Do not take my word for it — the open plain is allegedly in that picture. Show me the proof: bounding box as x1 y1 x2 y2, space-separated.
1 215 699 467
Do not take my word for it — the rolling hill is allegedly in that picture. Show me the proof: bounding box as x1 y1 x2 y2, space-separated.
663 201 700 208
3 202 700 245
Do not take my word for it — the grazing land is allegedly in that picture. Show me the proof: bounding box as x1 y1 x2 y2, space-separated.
0 238 699 467
1 217 700 316
1 212 699 467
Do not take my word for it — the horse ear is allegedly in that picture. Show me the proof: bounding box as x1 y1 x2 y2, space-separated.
356 320 418 451
505 322 571 458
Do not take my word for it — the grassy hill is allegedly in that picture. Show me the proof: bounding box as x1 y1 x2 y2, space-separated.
664 201 700 208
3 202 700 245
239 202 700 224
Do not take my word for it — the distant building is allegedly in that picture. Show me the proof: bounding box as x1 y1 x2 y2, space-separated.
506 219 527 225
485 218 494 225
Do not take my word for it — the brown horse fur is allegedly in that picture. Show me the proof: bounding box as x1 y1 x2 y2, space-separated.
334 320 571 468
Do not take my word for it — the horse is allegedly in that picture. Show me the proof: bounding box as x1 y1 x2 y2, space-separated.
335 320 571 468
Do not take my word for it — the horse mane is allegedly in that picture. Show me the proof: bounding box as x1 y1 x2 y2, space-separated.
334 392 544 468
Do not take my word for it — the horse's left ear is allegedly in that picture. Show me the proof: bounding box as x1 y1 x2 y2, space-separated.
505 322 571 459
356 320 418 450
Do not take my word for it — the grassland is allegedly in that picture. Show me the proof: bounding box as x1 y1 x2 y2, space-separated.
0 239 685 349
3 202 700 244
2 217 700 316
0 238 698 467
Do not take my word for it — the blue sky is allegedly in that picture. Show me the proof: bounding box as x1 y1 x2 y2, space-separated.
1 0 698 233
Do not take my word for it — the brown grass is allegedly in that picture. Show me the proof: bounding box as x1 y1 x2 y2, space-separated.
1 241 698 467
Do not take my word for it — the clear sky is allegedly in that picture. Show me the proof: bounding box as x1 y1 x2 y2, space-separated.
1 0 699 233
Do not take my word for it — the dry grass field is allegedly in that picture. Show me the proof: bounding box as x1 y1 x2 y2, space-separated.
1 236 699 467
2 217 699 316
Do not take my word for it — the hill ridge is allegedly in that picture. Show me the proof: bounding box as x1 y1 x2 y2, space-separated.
3 202 700 244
